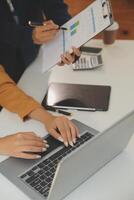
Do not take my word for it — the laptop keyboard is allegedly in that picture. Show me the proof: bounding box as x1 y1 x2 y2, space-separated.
20 131 93 198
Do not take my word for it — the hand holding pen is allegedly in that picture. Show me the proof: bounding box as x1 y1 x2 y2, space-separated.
30 20 60 45
29 20 81 65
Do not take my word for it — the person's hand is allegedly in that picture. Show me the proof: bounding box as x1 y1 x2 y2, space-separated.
58 47 81 66
29 108 80 147
32 20 59 45
45 115 80 147
0 132 49 159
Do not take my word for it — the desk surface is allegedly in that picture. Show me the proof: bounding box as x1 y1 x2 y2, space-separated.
0 40 134 200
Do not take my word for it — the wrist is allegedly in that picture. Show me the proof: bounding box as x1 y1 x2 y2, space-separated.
29 107 55 125
0 137 5 154
0 138 2 152
32 28 40 45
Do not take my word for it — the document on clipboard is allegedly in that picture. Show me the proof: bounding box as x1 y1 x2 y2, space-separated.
42 0 113 72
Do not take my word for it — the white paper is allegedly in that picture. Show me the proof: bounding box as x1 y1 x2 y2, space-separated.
42 0 112 72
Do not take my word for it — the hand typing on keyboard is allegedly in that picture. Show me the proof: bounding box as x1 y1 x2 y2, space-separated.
0 132 49 159
20 132 93 198
29 108 80 148
45 115 80 147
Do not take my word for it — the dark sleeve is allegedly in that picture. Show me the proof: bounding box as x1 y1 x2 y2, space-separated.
0 20 39 67
0 21 33 47
43 0 71 26
0 1 33 47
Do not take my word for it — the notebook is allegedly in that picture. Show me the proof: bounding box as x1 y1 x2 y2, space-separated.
42 83 111 111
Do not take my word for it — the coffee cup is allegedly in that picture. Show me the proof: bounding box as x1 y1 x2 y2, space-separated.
103 21 119 45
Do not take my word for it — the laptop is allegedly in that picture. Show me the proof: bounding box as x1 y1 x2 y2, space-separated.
0 111 134 200
42 83 111 112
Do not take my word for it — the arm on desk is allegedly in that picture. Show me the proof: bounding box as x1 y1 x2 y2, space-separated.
0 65 51 159
0 65 79 148
0 65 41 120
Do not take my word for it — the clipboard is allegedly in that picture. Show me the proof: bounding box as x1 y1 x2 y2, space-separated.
102 0 113 20
42 0 114 72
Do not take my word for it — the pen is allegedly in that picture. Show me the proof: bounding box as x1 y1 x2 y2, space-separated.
56 109 72 116
45 106 72 116
28 21 68 31
60 27 68 31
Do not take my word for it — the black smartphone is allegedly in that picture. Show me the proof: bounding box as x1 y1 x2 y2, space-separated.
80 46 102 54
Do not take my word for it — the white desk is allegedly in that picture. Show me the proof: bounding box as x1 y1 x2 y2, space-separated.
0 40 134 200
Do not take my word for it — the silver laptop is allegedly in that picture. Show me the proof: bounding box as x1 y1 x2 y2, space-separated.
0 111 134 200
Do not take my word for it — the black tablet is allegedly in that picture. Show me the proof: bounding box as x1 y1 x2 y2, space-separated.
42 83 111 111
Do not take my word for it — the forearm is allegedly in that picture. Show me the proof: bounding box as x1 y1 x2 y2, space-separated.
28 107 55 125
0 66 41 120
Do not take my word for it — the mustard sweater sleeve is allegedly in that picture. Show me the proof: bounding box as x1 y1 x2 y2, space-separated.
0 65 42 120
